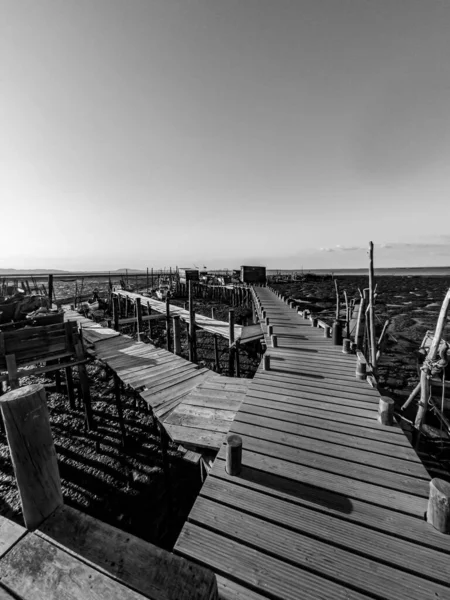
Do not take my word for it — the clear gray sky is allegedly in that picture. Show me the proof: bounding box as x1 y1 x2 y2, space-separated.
1 0 450 270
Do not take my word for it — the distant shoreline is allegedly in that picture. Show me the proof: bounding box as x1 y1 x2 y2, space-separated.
1 266 449 278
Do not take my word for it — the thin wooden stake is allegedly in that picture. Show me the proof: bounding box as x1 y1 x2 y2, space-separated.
368 241 377 370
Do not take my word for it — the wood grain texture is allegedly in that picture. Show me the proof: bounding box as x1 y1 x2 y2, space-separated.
0 384 63 530
174 286 449 600
37 505 218 600
0 516 26 559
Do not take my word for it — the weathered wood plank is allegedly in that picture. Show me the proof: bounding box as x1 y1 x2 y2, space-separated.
0 534 149 599
175 523 373 600
163 424 225 449
215 444 426 515
37 505 218 600
234 411 426 469
192 498 450 599
0 516 26 559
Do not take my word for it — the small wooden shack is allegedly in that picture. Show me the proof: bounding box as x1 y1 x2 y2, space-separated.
179 268 199 284
240 265 266 284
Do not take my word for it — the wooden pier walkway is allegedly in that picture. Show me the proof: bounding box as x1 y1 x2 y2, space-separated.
114 290 243 342
174 287 450 600
63 308 249 452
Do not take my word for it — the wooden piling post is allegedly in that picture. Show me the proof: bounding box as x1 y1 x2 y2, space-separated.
166 295 171 352
271 334 278 348
229 309 235 346
263 354 270 371
213 334 220 372
158 422 173 517
226 434 242 476
311 317 318 327
228 310 235 377
0 384 63 530
267 324 273 336
235 340 241 378
189 281 196 362
136 297 143 341
427 479 450 533
113 296 120 331
324 325 331 338
113 373 127 448
147 301 153 337
173 316 181 355
368 241 377 369
355 292 366 350
65 366 76 410
48 274 54 307
334 279 340 321
74 340 94 431
378 396 394 426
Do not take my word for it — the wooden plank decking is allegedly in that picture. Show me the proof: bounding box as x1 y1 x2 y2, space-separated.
0 509 218 600
174 287 450 600
63 309 247 452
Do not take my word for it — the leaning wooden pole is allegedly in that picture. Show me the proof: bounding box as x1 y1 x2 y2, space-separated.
0 384 63 530
368 241 377 370
334 279 340 321
414 288 450 433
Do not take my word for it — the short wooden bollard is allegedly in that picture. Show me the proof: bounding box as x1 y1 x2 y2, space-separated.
271 334 278 348
263 354 270 370
378 396 394 426
303 311 309 320
226 434 242 476
0 384 63 530
342 339 352 354
356 359 367 380
311 317 318 327
427 479 450 533
267 324 273 336
324 325 331 338
262 310 266 319
265 316 270 325
332 321 342 346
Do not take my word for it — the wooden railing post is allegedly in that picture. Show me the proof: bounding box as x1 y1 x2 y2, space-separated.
136 297 143 341
213 334 220 372
0 383 63 530
48 274 54 307
173 316 181 356
166 296 171 353
112 295 120 331
189 281 196 362
228 310 235 377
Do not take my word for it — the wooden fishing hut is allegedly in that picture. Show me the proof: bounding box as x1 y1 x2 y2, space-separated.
179 268 199 285
240 265 266 284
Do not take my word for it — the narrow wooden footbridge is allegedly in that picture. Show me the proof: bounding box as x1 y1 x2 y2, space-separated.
174 286 450 600
113 290 243 341
63 308 251 454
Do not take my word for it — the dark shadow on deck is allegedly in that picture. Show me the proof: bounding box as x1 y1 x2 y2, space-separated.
227 462 353 515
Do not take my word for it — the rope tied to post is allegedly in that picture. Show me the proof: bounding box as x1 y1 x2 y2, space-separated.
421 344 449 376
